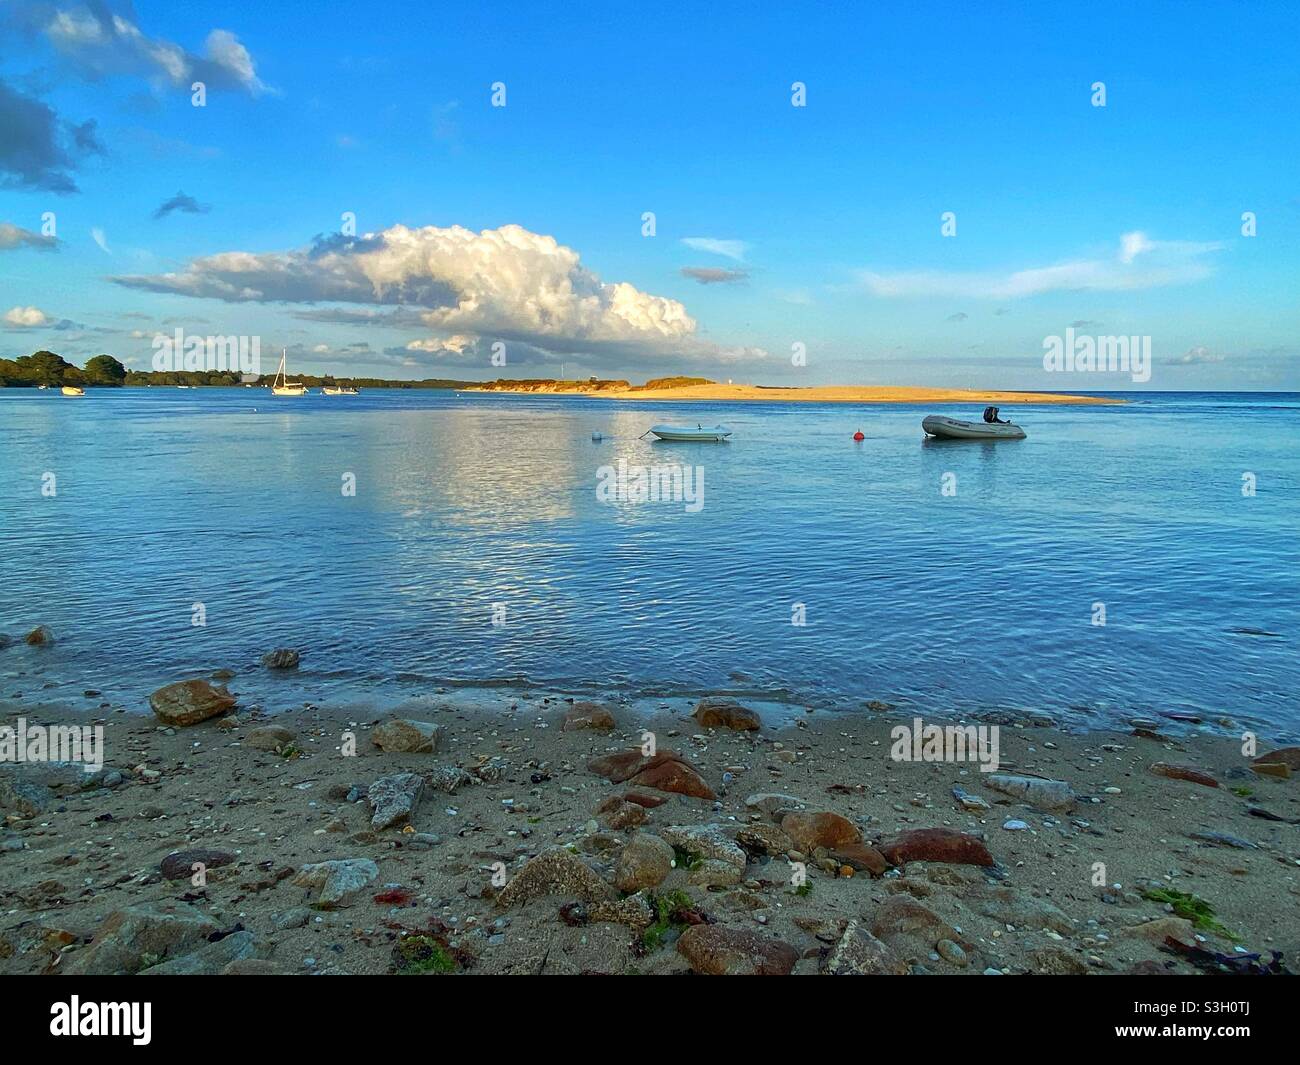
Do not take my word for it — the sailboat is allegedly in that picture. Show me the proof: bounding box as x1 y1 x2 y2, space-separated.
271 349 307 396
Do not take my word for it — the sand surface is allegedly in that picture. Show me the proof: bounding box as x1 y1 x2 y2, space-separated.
470 382 1122 405
2 689 1295 976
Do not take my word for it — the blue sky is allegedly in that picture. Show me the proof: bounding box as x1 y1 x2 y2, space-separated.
1 0 1297 388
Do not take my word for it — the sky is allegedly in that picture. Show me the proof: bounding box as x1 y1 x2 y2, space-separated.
1 0 1297 389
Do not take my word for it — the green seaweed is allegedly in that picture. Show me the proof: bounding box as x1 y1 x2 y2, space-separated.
395 935 456 974
1141 887 1238 940
671 846 703 871
1231 786 1254 798
639 890 694 952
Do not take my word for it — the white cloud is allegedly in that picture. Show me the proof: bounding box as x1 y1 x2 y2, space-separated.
682 236 748 262
4 305 49 327
113 222 767 368
0 221 59 250
91 226 110 253
861 231 1223 300
32 4 268 95
1163 345 1224 366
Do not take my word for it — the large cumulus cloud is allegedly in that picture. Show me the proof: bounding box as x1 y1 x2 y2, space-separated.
112 223 766 367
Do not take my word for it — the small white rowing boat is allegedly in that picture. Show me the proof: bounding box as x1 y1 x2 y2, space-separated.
922 415 1026 440
648 423 732 442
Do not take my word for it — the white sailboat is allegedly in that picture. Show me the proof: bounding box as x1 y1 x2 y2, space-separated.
271 349 307 396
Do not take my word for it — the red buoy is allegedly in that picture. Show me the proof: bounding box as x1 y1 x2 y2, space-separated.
853 429 864 441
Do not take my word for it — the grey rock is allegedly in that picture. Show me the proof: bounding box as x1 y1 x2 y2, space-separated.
292 858 379 907
367 772 424 830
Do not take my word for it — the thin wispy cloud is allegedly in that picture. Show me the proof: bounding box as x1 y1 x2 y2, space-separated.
861 232 1224 300
152 191 211 219
681 266 748 285
1163 345 1224 366
681 236 748 262
91 226 110 253
0 222 60 251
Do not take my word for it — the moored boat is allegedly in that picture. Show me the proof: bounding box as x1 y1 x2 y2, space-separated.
271 349 307 396
922 414 1025 440
322 385 359 395
648 423 732 442
60 385 86 396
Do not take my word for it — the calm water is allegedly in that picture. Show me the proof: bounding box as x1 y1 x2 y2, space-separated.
1 388 1296 738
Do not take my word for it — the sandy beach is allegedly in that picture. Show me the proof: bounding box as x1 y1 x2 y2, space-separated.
467 382 1123 405
3 681 1295 976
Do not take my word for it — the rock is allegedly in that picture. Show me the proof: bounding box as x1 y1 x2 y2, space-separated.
367 772 424 830
371 718 443 754
829 842 890 875
781 811 861 851
614 833 675 892
160 848 236 881
0 774 53 818
245 725 296 752
1252 762 1291 779
292 858 379 907
936 939 968 967
598 798 647 830
587 749 661 783
1149 762 1219 788
62 902 220 975
1026 945 1087 975
260 648 300 669
1252 747 1300 771
660 824 747 868
149 679 237 726
676 924 798 975
1188 831 1255 850
622 791 669 809
1003 819 1030 831
272 907 311 931
497 849 616 907
589 893 655 930
629 759 714 800
878 828 995 867
964 885 1075 935
422 764 475 792
1124 916 1197 946
871 895 959 946
562 701 616 731
985 773 1075 811
221 958 287 975
23 625 54 646
821 920 909 975
744 792 807 820
952 786 991 811
734 823 797 857
140 931 266 975
692 697 762 731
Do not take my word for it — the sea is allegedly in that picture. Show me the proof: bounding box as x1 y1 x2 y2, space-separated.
1 387 1296 739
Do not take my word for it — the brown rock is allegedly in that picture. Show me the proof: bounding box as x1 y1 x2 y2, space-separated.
623 791 669 808
628 759 715 800
23 625 54 646
497 849 616 907
587 749 673 783
599 799 647 830
614 833 675 892
676 924 798 975
562 701 616 731
830 842 890 876
1026 945 1088 975
371 719 443 754
1251 762 1291 779
692 697 762 731
244 725 295 751
148 679 237 727
734 823 797 857
1149 762 1219 788
61 902 219 975
1252 747 1300 770
878 828 994 867
160 848 236 881
1125 916 1197 946
870 895 959 944
780 811 861 851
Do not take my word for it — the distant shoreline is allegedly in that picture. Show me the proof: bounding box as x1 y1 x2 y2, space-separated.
465 382 1124 405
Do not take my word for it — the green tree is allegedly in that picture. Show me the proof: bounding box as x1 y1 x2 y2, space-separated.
84 354 128 386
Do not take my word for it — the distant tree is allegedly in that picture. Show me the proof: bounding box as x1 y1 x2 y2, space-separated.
83 354 128 386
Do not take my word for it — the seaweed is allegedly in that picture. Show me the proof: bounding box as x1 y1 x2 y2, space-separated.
1141 887 1238 940
638 890 696 953
393 934 456 974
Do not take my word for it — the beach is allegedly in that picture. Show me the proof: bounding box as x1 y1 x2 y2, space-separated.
467 381 1123 405
2 684 1296 975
